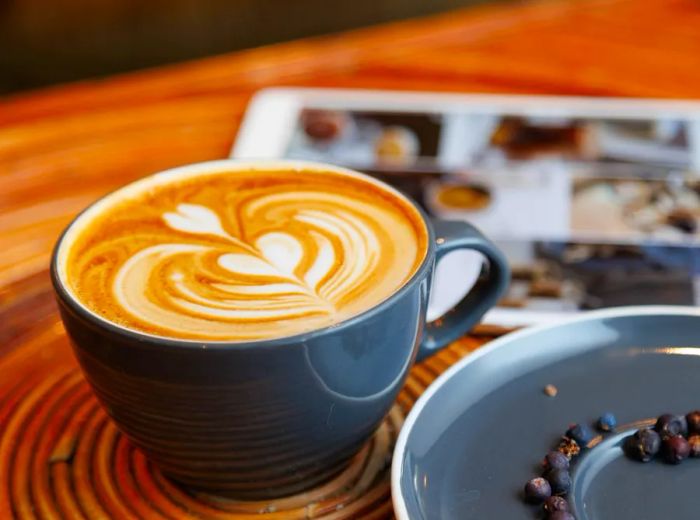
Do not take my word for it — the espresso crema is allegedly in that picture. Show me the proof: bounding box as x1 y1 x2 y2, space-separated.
59 164 428 341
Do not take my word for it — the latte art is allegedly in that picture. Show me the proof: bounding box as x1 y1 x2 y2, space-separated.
62 167 427 340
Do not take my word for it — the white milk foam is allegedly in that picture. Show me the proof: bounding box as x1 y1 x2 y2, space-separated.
60 162 427 341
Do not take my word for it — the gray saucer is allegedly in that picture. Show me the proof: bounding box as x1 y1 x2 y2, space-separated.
392 306 700 519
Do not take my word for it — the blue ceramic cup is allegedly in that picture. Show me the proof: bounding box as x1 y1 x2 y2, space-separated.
50 160 509 499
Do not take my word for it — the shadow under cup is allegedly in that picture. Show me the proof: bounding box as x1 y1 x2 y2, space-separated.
50 161 509 499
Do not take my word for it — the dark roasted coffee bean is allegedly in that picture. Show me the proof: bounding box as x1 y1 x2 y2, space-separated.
565 424 595 447
543 451 570 471
662 435 690 464
688 435 700 457
596 412 617 432
686 410 700 435
624 428 660 462
549 512 575 520
655 414 688 439
524 477 551 504
545 468 571 495
543 495 569 514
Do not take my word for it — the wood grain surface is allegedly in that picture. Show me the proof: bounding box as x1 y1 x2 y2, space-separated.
1 0 699 517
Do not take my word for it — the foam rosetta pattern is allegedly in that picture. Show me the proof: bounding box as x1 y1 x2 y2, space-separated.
65 169 427 340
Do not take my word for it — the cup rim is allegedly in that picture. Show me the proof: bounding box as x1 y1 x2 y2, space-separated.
50 159 437 350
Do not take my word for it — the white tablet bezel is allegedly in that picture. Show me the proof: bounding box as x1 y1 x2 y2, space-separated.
233 87 700 166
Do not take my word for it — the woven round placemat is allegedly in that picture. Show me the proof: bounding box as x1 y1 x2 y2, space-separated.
0 325 485 519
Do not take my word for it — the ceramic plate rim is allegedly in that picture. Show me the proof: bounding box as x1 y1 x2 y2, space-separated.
391 305 700 520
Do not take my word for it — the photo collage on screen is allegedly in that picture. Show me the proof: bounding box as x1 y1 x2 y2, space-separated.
285 106 700 314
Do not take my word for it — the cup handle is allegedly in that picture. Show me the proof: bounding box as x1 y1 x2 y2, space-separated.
416 219 510 362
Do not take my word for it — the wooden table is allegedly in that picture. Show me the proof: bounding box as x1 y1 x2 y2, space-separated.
1 0 699 517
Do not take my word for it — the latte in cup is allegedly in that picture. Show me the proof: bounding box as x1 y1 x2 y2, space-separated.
57 163 428 341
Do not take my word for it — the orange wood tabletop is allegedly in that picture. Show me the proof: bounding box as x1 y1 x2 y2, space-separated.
1 0 700 517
